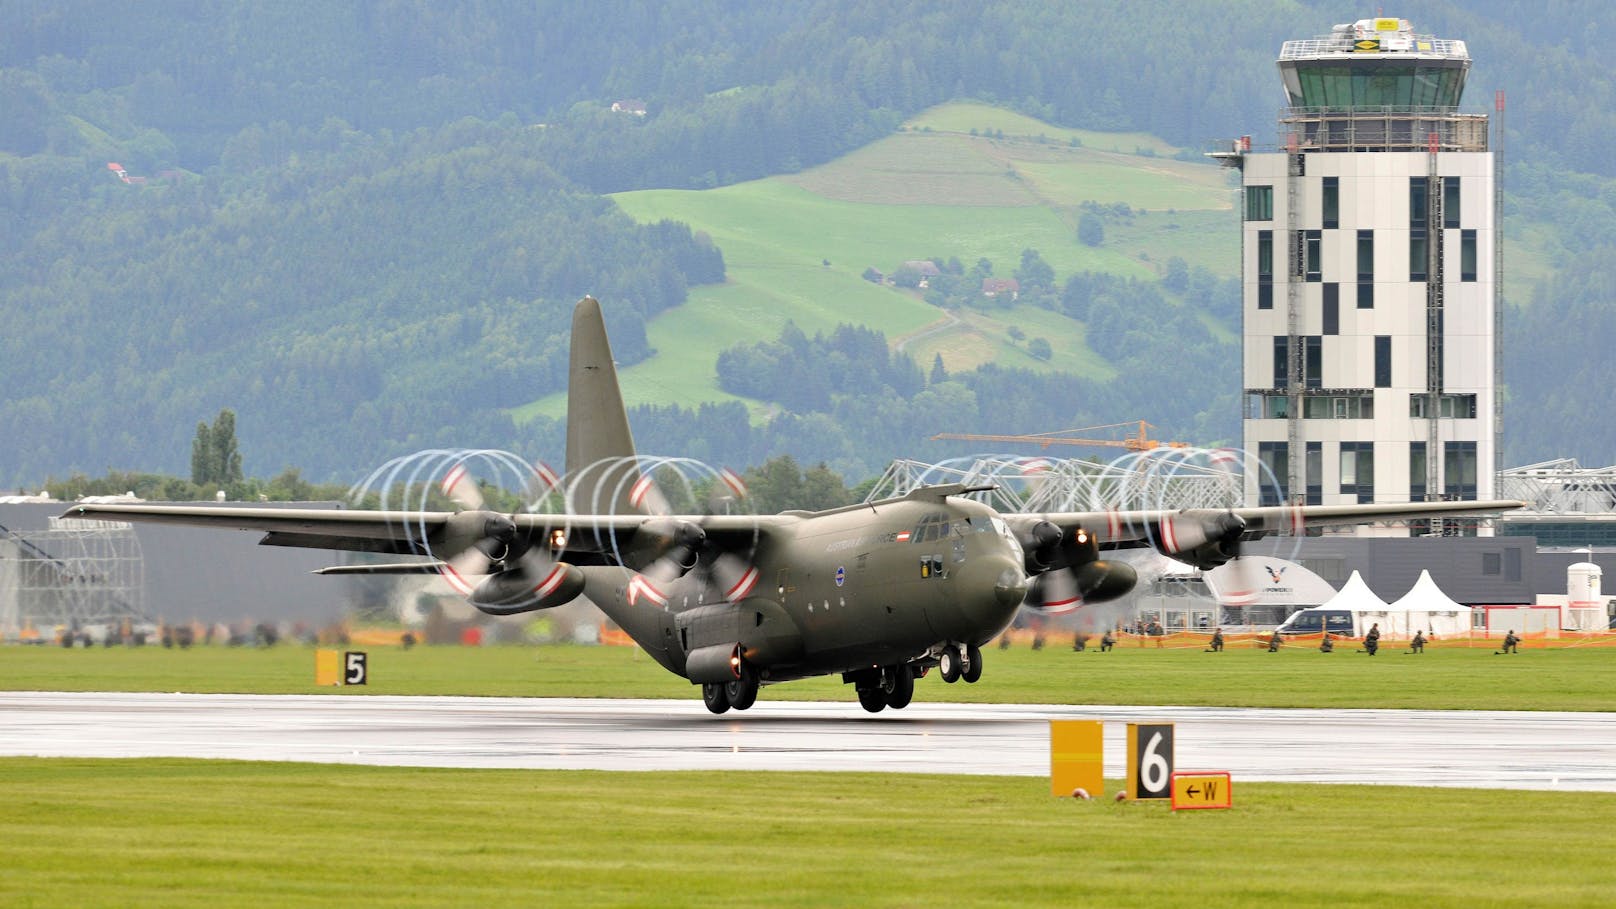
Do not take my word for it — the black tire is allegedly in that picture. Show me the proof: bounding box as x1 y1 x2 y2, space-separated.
885 665 915 709
857 686 887 712
701 682 731 714
938 646 962 683
725 667 759 711
962 643 983 683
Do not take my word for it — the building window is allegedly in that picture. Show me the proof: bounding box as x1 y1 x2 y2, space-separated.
1410 441 1427 501
1443 176 1461 228
1322 177 1339 229
1245 391 1290 419
1302 395 1373 419
1246 185 1274 221
1304 335 1322 388
1273 337 1289 389
1258 442 1289 506
1410 177 1428 226
1257 230 1273 309
1461 229 1477 282
1305 441 1323 505
1374 336 1391 388
1409 393 1477 419
1482 552 1501 576
1444 441 1477 499
1409 229 1428 282
1356 230 1374 309
1323 283 1339 335
1305 230 1322 282
1340 442 1375 503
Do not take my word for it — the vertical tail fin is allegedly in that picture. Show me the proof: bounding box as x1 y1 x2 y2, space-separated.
564 297 642 515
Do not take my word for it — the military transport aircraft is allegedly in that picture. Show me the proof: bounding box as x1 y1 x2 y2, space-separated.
63 297 1524 713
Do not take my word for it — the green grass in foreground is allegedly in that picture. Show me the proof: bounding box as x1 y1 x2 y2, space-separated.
0 759 1611 909
3 642 1613 712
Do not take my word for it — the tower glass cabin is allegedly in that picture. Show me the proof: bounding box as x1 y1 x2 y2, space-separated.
1218 16 1497 528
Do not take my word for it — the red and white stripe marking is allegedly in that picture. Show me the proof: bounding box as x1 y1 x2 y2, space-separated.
724 565 759 602
630 474 655 510
627 574 668 608
895 531 912 543
439 562 475 596
441 463 471 500
719 467 747 500
1159 515 1181 553
531 461 560 494
1040 596 1081 615
532 564 569 598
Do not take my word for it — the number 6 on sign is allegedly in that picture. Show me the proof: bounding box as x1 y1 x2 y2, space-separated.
1126 723 1174 799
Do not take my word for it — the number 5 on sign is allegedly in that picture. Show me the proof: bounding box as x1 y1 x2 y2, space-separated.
344 651 368 685
1126 723 1174 800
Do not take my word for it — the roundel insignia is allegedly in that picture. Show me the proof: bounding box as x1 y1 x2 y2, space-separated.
835 566 846 587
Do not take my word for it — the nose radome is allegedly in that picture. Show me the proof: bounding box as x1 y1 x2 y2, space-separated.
995 564 1029 609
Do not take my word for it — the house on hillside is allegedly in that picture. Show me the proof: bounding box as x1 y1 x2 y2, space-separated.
611 99 647 116
982 278 1020 300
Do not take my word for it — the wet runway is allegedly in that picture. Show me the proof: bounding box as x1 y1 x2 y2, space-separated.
3 692 1613 791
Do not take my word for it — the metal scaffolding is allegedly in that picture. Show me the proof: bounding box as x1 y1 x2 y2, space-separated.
1498 460 1616 514
862 451 1243 514
0 517 146 635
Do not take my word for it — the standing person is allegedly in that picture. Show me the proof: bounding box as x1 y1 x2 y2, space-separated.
1410 630 1427 654
1364 622 1381 656
1208 627 1225 652
1268 629 1283 652
1498 629 1520 654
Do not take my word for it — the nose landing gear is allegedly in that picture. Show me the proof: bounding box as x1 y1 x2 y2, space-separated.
937 642 983 684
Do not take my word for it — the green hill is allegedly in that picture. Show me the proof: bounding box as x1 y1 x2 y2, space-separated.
514 102 1236 421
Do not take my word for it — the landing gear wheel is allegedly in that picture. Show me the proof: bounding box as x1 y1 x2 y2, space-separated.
857 686 887 713
885 665 915 709
701 682 731 714
962 643 983 684
938 646 963 683
724 666 759 711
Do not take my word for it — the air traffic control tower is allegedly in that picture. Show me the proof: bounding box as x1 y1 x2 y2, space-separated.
1213 16 1499 526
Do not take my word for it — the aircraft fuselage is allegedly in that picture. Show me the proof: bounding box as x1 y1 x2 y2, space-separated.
584 495 1028 686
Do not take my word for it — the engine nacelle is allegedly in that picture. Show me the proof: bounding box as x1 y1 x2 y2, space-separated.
1019 520 1063 573
1072 560 1138 604
1150 510 1245 571
470 562 586 616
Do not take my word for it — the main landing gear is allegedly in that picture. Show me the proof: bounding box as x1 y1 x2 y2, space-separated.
938 642 983 685
852 664 917 713
701 663 760 715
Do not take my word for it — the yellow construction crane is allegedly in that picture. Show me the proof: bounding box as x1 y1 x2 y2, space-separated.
929 421 1191 452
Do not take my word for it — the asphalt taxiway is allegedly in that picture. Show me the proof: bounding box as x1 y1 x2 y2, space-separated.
3 692 1613 791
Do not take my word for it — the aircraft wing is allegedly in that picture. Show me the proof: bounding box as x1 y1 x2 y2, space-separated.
1005 498 1528 570
58 502 783 565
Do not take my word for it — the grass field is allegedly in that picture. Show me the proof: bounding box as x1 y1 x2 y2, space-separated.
512 102 1237 421
2 759 1613 908
4 642 1612 712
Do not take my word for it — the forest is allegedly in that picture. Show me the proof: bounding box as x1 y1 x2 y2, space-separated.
5 1 1616 488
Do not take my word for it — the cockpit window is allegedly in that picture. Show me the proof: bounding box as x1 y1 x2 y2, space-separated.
912 513 951 543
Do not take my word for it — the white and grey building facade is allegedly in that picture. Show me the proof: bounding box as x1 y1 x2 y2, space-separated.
1221 17 1497 524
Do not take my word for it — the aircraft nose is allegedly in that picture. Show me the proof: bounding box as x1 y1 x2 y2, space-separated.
994 561 1028 609
965 554 1027 614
